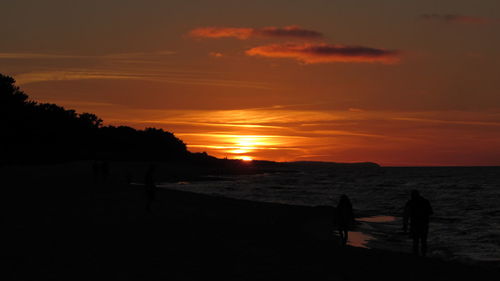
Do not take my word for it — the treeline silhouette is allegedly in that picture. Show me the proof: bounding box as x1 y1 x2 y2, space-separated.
0 73 215 164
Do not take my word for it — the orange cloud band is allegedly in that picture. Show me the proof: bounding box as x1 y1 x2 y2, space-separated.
245 43 400 64
189 26 323 40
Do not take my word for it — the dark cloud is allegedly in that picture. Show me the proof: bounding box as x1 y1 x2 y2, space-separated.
420 14 495 24
189 26 323 40
245 43 400 64
254 26 323 39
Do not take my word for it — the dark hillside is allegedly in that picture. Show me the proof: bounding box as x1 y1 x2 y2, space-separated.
0 74 192 164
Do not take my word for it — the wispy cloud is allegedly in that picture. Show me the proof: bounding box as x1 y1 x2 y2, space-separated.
0 53 84 59
0 50 176 61
209 52 224 58
393 117 500 126
189 25 323 40
189 27 253 39
42 99 118 108
245 43 400 64
15 69 272 90
420 14 497 24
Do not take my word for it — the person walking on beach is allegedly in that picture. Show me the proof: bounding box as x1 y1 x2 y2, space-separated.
337 194 354 245
403 190 433 256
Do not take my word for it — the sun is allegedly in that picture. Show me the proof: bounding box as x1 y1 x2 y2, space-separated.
240 156 253 161
227 135 268 160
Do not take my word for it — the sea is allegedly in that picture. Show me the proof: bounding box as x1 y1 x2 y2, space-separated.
158 163 500 265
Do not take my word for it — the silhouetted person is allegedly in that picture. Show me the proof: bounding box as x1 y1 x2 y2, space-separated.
403 190 433 256
145 164 157 212
337 194 354 245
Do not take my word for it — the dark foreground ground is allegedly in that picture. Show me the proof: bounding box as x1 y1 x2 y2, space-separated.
1 161 499 280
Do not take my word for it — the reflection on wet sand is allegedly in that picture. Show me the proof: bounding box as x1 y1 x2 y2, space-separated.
347 216 397 248
347 231 374 248
357 216 397 223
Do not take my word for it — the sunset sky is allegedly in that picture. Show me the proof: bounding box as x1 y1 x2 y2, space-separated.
3 0 500 166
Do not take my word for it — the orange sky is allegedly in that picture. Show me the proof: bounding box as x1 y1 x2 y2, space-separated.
3 0 500 166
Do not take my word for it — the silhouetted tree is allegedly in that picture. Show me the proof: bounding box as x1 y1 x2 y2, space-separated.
0 74 30 106
78 113 103 128
0 73 195 164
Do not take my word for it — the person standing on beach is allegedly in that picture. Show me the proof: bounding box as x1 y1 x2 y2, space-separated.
337 194 354 245
403 190 433 256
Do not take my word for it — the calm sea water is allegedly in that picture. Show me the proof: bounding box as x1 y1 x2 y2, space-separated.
158 164 500 264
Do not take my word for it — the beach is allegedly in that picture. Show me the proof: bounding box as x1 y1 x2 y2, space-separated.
2 161 499 280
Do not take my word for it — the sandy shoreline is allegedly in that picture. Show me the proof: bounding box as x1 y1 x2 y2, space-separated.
1 161 499 280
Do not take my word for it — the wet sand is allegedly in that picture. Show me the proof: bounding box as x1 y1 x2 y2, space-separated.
1 161 499 280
